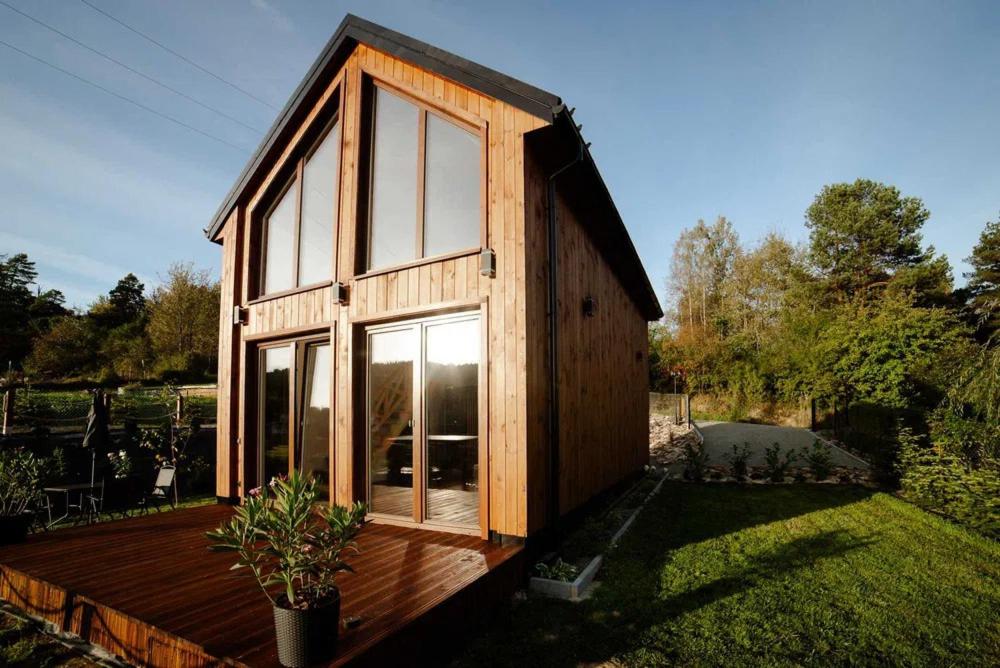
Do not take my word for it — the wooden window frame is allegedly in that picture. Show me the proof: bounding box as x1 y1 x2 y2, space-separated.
256 102 344 300
359 76 488 277
252 330 335 500
361 308 487 537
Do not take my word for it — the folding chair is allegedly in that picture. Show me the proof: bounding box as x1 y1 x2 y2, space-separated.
138 465 176 515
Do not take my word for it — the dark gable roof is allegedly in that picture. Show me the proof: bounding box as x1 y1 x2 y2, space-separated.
206 14 662 320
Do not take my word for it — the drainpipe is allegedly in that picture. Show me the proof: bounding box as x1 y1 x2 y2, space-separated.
545 120 584 533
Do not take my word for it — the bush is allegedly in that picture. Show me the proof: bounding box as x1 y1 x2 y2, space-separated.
535 558 579 582
682 440 709 482
764 443 797 482
0 448 43 516
726 443 752 480
804 440 834 480
898 428 1000 539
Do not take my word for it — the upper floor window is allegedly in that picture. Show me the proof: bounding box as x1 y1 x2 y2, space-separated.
366 85 482 271
262 117 341 295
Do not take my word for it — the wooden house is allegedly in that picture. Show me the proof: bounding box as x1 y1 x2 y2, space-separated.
208 15 662 542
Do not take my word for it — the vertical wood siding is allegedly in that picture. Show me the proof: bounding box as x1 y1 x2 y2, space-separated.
552 188 649 514
215 210 241 499
215 43 547 537
522 147 650 529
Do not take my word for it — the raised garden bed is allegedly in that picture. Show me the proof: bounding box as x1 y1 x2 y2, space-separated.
529 470 667 601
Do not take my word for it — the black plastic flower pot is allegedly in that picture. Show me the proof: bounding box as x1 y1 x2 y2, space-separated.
0 513 31 545
272 590 341 668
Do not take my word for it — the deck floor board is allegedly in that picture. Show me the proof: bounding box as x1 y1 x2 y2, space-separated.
0 504 522 667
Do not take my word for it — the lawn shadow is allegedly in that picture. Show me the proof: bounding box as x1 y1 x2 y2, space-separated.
456 484 880 668
653 482 876 548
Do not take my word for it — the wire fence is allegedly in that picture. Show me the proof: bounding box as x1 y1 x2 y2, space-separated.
3 385 217 436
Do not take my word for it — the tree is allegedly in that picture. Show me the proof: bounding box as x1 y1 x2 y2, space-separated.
668 216 739 333
146 264 220 381
814 293 965 408
28 289 69 335
0 253 38 367
24 316 99 380
964 216 1000 342
108 273 146 325
806 179 931 301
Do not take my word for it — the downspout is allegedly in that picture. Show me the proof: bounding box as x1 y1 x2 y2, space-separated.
545 119 584 533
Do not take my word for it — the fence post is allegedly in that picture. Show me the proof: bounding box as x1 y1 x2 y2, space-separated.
176 393 184 425
685 394 691 428
2 388 13 436
810 397 816 432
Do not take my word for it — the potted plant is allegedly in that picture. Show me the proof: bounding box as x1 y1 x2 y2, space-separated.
0 448 43 544
206 471 367 667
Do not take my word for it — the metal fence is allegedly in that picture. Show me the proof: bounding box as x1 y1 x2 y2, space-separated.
2 385 217 436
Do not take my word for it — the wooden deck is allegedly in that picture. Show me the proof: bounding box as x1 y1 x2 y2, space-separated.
0 504 523 667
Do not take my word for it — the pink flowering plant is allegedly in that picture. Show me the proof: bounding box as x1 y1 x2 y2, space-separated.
206 470 367 610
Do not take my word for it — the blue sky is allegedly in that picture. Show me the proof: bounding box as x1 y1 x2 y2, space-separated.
1 0 997 309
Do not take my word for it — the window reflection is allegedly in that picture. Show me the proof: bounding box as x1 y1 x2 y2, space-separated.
367 328 416 517
298 343 330 501
424 318 479 526
423 115 480 257
263 182 297 294
261 346 291 486
369 88 418 269
298 124 340 286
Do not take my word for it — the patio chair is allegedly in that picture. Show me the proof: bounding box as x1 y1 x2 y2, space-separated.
81 479 105 525
137 465 176 515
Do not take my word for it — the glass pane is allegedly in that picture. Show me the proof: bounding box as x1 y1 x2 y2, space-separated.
298 123 340 286
263 180 297 294
368 328 416 517
369 88 418 270
261 346 290 487
423 115 480 257
424 318 479 526
298 343 330 501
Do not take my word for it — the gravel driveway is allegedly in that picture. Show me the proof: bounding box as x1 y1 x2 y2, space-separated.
695 421 868 469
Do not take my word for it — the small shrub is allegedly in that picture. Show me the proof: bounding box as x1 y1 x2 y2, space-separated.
535 558 579 582
898 428 1000 539
804 440 834 480
726 443 752 480
764 443 796 482
682 440 709 482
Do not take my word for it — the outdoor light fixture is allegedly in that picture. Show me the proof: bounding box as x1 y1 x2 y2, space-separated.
332 282 349 305
480 247 496 277
232 305 248 326
583 296 597 317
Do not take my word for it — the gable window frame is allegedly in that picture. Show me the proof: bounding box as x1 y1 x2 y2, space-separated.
254 91 345 301
359 75 488 276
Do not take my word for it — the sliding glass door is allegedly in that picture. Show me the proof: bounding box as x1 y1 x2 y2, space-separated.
366 312 481 529
257 336 332 500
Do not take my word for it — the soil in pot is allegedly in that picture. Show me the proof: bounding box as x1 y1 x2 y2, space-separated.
272 590 341 668
0 514 32 545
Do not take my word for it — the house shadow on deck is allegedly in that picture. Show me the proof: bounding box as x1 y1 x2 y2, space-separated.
0 504 524 667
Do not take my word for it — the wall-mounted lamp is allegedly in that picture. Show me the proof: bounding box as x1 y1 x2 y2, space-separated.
480 248 496 277
583 296 597 318
332 282 349 305
232 305 248 326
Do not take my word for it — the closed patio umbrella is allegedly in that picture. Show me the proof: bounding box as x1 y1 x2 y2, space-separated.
82 389 109 487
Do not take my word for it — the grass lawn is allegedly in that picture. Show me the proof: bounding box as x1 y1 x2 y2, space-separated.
457 484 1000 667
0 607 101 667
